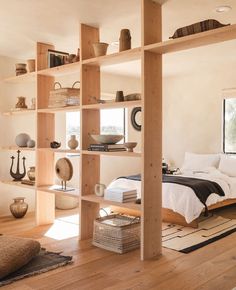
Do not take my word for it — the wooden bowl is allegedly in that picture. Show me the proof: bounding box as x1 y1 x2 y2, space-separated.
90 134 124 144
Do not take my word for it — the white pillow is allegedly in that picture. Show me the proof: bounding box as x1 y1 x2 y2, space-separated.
181 152 220 171
219 155 236 177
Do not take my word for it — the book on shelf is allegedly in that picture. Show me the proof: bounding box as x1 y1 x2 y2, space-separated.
88 144 126 152
104 187 137 203
21 180 35 186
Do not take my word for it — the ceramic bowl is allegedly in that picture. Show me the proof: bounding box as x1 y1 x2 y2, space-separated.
124 142 137 152
90 134 124 144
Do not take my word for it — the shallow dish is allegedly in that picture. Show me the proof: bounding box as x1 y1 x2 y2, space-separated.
124 142 137 152
90 134 124 144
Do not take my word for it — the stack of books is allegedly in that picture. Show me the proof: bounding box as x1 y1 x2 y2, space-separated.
104 188 137 203
88 144 126 152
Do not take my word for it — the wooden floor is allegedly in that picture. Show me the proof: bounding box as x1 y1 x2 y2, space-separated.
1 208 236 290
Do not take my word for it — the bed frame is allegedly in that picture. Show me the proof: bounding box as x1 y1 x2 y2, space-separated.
111 198 236 228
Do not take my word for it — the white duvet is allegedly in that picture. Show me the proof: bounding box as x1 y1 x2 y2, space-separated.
107 168 236 223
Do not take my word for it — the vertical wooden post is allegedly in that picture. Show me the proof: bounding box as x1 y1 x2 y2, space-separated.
79 24 100 239
36 42 55 225
141 0 162 260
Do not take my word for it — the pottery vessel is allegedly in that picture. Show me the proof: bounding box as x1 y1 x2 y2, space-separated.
15 97 27 109
10 197 28 218
27 166 35 181
68 135 79 150
90 134 124 144
124 142 137 152
27 139 35 148
92 42 109 57
27 59 35 72
115 91 124 102
15 133 30 147
94 183 106 197
50 141 61 149
119 29 131 52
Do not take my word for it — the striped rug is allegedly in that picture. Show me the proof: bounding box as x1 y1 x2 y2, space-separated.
162 214 236 253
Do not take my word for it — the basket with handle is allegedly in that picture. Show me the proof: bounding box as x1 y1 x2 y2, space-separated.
92 213 141 254
48 81 80 108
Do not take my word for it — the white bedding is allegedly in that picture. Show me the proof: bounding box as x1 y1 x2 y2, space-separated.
107 168 236 223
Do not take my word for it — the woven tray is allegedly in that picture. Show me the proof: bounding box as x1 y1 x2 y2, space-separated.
92 214 140 254
170 19 230 39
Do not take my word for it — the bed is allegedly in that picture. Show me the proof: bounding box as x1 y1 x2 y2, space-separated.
107 153 236 227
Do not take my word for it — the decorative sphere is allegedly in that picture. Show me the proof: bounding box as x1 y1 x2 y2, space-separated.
27 139 35 148
15 133 30 147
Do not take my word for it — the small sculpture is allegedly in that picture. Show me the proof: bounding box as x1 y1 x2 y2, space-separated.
50 141 61 149
10 150 26 181
55 158 73 191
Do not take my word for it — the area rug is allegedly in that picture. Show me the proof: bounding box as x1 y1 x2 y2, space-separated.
0 248 72 287
162 214 236 253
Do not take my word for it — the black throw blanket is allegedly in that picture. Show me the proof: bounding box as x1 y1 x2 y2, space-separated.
117 174 225 215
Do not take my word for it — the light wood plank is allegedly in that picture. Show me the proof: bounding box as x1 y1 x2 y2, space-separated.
36 190 55 225
38 62 80 77
0 180 35 190
0 146 35 152
37 148 80 154
37 105 80 113
82 150 141 157
80 24 99 60
82 100 141 110
2 72 36 83
82 47 141 66
145 24 236 54
37 185 80 198
2 109 35 116
36 42 54 70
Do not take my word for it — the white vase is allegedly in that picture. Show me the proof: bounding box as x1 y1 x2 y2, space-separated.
68 135 79 150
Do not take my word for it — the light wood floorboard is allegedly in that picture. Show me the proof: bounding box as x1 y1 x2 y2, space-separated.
1 207 236 290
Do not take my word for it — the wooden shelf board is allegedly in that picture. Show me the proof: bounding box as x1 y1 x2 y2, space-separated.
82 100 142 110
82 150 141 157
37 105 80 113
145 24 236 54
1 180 36 189
37 185 80 198
37 148 80 154
37 62 80 77
2 72 36 83
82 47 141 66
2 109 36 116
82 194 141 211
0 146 36 152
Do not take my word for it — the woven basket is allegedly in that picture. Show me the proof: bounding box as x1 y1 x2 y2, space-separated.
92 214 140 254
48 81 80 108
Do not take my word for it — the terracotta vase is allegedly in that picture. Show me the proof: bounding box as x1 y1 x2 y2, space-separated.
68 135 79 150
119 29 131 52
15 97 27 109
10 197 28 218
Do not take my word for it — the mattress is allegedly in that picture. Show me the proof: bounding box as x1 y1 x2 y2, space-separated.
107 168 236 223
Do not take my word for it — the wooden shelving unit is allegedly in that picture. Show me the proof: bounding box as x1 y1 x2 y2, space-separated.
2 109 35 116
0 146 36 152
0 180 35 190
37 185 80 198
2 72 36 83
1 0 235 261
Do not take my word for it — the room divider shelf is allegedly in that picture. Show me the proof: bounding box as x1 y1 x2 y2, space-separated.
37 105 80 113
82 150 141 157
82 47 141 67
38 148 80 154
37 61 80 77
0 180 35 189
82 100 141 110
2 109 36 116
2 72 36 83
0 146 36 152
37 185 80 198
145 23 236 55
81 194 141 211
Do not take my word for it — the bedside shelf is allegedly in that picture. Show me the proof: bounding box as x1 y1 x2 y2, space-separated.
82 194 141 211
1 180 36 189
37 105 80 113
82 100 141 110
37 185 80 198
82 150 141 157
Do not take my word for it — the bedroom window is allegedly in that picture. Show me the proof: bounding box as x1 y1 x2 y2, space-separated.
223 98 236 153
66 109 126 146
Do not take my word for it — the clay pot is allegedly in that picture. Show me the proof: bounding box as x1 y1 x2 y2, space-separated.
15 133 30 147
119 29 131 52
27 59 35 72
10 197 28 218
15 97 27 109
68 135 79 150
27 166 35 181
92 42 109 57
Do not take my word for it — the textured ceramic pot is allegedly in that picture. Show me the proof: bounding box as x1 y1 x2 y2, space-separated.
92 42 109 57
68 135 79 149
27 139 35 148
10 197 28 218
27 166 35 181
15 97 27 109
15 133 30 147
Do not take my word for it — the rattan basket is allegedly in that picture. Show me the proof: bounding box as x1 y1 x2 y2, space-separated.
48 81 80 108
92 214 140 254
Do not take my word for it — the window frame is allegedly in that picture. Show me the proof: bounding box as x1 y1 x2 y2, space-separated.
223 98 236 154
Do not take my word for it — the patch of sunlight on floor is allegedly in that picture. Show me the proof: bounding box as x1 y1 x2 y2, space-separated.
44 214 79 240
